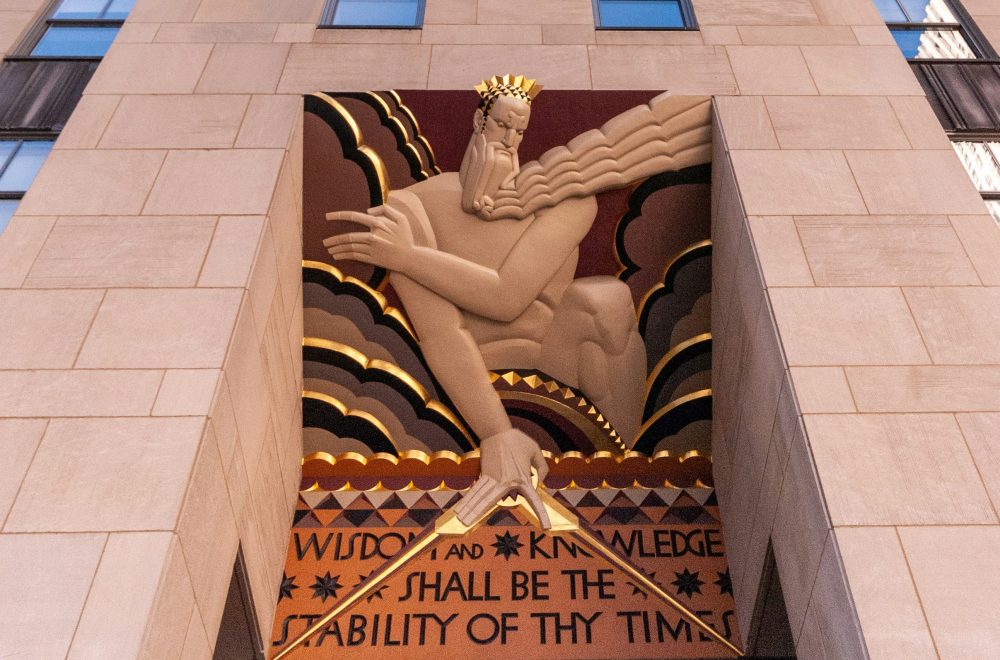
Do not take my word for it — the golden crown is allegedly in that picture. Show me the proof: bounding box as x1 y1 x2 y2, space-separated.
474 74 543 109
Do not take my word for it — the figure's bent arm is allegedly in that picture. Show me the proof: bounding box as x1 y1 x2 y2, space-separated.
325 193 596 321
398 195 596 321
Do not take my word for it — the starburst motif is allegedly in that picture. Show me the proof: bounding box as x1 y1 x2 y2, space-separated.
491 531 523 560
671 568 704 599
627 572 656 599
309 572 343 602
278 573 298 602
354 574 387 602
714 570 732 596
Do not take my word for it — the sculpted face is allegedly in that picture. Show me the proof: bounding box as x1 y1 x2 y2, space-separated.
459 94 531 218
482 95 531 151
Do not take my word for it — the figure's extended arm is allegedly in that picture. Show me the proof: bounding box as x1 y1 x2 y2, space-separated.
326 194 596 322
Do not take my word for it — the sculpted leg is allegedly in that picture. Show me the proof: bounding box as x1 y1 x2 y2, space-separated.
538 277 646 443
390 273 550 528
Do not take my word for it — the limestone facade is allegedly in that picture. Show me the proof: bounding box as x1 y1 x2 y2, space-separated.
0 0 998 657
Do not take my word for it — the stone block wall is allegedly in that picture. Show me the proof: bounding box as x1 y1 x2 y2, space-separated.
710 1 1000 657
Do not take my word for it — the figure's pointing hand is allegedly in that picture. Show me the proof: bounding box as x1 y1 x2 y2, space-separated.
323 206 414 272
325 209 388 228
454 428 551 530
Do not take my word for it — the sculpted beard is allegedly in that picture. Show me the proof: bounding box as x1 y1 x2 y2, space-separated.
460 130 517 218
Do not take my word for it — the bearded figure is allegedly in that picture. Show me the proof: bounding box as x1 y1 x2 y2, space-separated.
325 75 711 529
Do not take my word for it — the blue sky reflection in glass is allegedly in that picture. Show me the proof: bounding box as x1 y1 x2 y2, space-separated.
598 0 685 28
332 0 420 26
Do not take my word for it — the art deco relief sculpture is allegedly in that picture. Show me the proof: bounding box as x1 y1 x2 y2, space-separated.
325 75 711 530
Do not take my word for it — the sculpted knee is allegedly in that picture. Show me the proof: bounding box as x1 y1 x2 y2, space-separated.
559 276 638 355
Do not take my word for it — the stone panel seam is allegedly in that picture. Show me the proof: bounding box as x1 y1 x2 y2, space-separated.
136 531 187 657
177 428 234 650
62 532 110 658
586 43 594 88
736 376 792 601
887 99 918 150
149 369 169 416
898 287 939 365
953 412 1000 523
823 530 870 658
70 289 107 369
234 95 260 149
893 526 944 658
839 149 874 215
136 150 169 216
94 95 126 148
169 416 209 532
721 46 740 95
796 45 822 95
230 97 253 148
12 215 58 290
0 419 47 531
191 42 217 94
790 529 830 644
193 216 222 285
182 604 212 656
427 44 435 90
787 217 819 285
944 218 987 286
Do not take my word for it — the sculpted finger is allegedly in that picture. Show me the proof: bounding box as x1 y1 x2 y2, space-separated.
517 483 551 530
510 454 533 485
328 249 374 264
326 242 371 255
455 476 493 514
325 210 364 223
531 450 549 486
325 210 381 228
455 477 504 525
374 204 406 224
465 475 505 512
322 232 372 248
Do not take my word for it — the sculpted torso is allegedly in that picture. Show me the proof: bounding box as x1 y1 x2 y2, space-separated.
401 172 587 343
408 173 531 270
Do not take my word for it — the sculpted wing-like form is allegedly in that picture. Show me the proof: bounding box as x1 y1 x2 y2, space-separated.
489 93 712 220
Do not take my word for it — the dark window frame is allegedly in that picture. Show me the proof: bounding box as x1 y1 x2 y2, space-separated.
8 0 128 60
318 0 426 30
881 0 998 61
592 0 699 31
0 134 56 200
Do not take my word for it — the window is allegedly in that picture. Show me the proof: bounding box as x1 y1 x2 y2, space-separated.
0 0 136 233
23 0 135 58
320 0 424 28
0 139 54 233
876 0 980 59
952 140 1000 225
593 0 696 29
